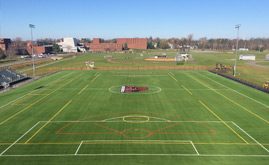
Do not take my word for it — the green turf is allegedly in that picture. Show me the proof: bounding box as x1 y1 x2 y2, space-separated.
0 70 268 164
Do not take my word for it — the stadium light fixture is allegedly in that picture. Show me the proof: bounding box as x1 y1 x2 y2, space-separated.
29 24 36 77
234 24 241 77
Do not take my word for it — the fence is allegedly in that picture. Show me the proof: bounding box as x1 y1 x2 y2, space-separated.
209 70 269 94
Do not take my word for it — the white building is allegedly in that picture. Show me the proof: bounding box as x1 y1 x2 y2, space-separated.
58 37 79 53
239 55 256 61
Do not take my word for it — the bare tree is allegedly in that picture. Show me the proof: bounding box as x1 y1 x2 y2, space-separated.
187 34 193 46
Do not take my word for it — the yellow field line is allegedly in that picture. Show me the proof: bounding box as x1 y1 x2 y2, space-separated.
181 85 193 95
25 100 73 144
77 85 89 95
91 73 101 83
0 73 71 125
187 73 269 125
0 78 75 126
199 100 249 144
168 72 175 76
168 73 178 82
27 94 50 96
0 91 35 110
77 73 101 95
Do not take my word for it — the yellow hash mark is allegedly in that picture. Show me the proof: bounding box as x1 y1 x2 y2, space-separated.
77 85 89 95
199 100 249 144
91 74 101 83
25 100 73 144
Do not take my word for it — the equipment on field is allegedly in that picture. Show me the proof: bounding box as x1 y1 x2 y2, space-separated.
263 81 269 90
85 61 95 69
215 63 231 73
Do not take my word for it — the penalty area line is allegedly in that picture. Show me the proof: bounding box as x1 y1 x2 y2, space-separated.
25 100 73 144
199 100 249 144
75 141 83 155
0 122 40 156
232 122 269 153
190 141 199 155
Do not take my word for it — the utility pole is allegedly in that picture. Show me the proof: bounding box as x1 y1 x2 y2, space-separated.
234 24 241 77
29 24 35 77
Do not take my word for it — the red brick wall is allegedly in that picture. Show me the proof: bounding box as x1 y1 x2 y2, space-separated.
87 38 147 52
117 38 147 50
92 38 101 44
26 42 47 55
89 43 122 52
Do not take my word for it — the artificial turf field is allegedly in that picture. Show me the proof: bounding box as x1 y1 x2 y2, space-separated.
0 70 268 164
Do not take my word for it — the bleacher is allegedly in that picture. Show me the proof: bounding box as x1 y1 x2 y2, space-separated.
0 68 30 89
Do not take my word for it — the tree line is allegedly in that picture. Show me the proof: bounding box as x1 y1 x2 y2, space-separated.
1 36 269 59
147 35 269 52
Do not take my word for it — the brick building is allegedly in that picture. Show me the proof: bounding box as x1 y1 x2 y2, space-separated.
27 42 53 55
88 38 123 52
117 38 147 50
0 38 12 52
87 38 147 52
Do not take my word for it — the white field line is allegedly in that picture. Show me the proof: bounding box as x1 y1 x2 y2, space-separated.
0 122 40 156
232 122 269 153
77 73 102 95
2 154 269 157
190 141 200 155
77 85 89 95
0 71 73 111
168 73 178 82
82 140 191 142
186 73 269 125
103 116 170 122
94 72 99 76
25 100 73 144
0 91 35 110
20 57 73 72
199 100 249 144
0 77 76 126
149 116 171 122
47 88 229 91
113 75 168 77
102 116 123 122
181 85 193 95
198 72 269 108
41 120 229 123
74 141 83 155
76 140 196 155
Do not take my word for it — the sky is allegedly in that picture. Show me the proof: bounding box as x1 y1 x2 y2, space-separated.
0 0 268 40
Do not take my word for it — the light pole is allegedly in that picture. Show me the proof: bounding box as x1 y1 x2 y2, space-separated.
234 24 241 77
29 24 35 77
